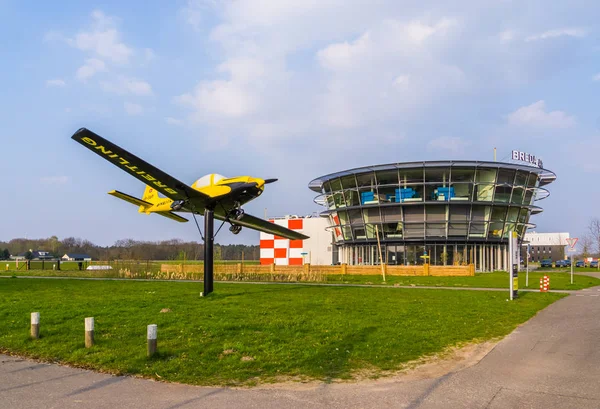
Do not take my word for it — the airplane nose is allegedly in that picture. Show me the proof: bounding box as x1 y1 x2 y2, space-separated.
253 178 266 188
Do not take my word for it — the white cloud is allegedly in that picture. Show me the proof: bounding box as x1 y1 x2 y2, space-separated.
393 75 410 87
124 102 143 116
76 58 106 81
46 79 66 87
176 58 265 119
525 28 586 42
405 18 455 43
427 136 470 154
317 32 371 71
69 10 132 64
166 117 184 126
177 11 465 132
173 0 590 152
498 30 515 43
177 80 256 118
593 73 600 82
101 77 153 96
40 176 69 185
508 100 576 129
316 18 464 128
182 0 216 30
317 19 456 72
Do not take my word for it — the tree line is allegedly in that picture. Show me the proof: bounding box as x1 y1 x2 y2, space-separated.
0 236 259 261
0 249 10 260
580 218 600 259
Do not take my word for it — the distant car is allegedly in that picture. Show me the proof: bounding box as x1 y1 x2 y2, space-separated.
563 259 572 267
555 260 566 268
576 261 585 268
591 261 599 268
540 259 553 268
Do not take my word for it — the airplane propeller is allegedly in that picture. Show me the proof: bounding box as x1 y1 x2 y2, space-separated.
264 178 278 184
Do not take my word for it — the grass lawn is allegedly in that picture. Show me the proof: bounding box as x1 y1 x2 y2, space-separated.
0 278 563 386
325 272 600 291
0 260 260 271
2 270 599 291
538 267 600 273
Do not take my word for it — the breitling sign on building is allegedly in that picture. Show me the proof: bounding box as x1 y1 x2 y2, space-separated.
512 150 543 169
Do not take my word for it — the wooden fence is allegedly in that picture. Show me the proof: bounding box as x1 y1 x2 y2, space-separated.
160 263 475 277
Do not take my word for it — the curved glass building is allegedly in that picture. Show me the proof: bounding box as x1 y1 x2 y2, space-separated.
309 161 556 271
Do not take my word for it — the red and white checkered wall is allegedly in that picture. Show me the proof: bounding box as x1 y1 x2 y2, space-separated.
260 219 304 265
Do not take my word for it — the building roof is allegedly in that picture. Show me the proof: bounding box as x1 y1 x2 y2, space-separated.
17 250 53 259
63 253 92 259
309 160 556 192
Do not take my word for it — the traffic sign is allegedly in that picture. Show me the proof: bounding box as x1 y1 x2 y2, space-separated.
566 238 578 253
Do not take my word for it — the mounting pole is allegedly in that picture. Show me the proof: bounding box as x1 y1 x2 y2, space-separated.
203 207 215 296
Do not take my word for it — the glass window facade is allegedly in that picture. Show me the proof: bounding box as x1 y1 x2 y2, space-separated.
310 161 554 268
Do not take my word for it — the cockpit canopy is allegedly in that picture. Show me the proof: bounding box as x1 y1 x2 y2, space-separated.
193 174 227 188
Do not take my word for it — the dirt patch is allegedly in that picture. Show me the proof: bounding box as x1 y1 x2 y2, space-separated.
386 339 499 382
253 339 499 391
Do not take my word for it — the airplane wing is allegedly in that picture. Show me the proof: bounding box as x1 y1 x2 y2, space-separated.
73 128 307 240
156 212 189 223
216 212 309 240
71 128 211 205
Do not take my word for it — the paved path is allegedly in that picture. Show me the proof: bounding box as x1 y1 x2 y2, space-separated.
577 271 600 279
2 288 600 408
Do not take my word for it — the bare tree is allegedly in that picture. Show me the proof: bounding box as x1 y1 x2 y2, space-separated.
581 235 593 259
589 218 600 257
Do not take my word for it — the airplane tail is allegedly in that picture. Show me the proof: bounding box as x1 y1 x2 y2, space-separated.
108 188 188 223
142 185 159 204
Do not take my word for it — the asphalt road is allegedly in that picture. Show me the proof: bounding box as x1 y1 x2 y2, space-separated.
2 287 599 409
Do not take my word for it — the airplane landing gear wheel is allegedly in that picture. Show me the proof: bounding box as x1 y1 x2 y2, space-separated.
171 200 185 211
229 225 242 235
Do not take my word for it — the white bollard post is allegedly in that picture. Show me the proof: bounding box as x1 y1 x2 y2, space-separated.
85 317 95 348
147 324 157 357
31 312 40 339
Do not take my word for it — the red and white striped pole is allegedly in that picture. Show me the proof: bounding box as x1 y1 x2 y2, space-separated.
539 275 550 292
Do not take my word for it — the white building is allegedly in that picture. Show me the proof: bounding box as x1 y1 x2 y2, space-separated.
62 253 92 261
523 232 570 246
522 232 570 262
259 215 333 265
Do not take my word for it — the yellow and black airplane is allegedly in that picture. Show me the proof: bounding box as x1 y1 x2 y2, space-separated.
71 128 308 241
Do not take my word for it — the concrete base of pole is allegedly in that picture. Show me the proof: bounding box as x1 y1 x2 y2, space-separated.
147 339 157 357
85 317 95 348
85 331 94 348
30 324 39 339
147 324 157 357
31 312 40 339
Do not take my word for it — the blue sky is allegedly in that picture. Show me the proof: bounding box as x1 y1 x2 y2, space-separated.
1 0 599 246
